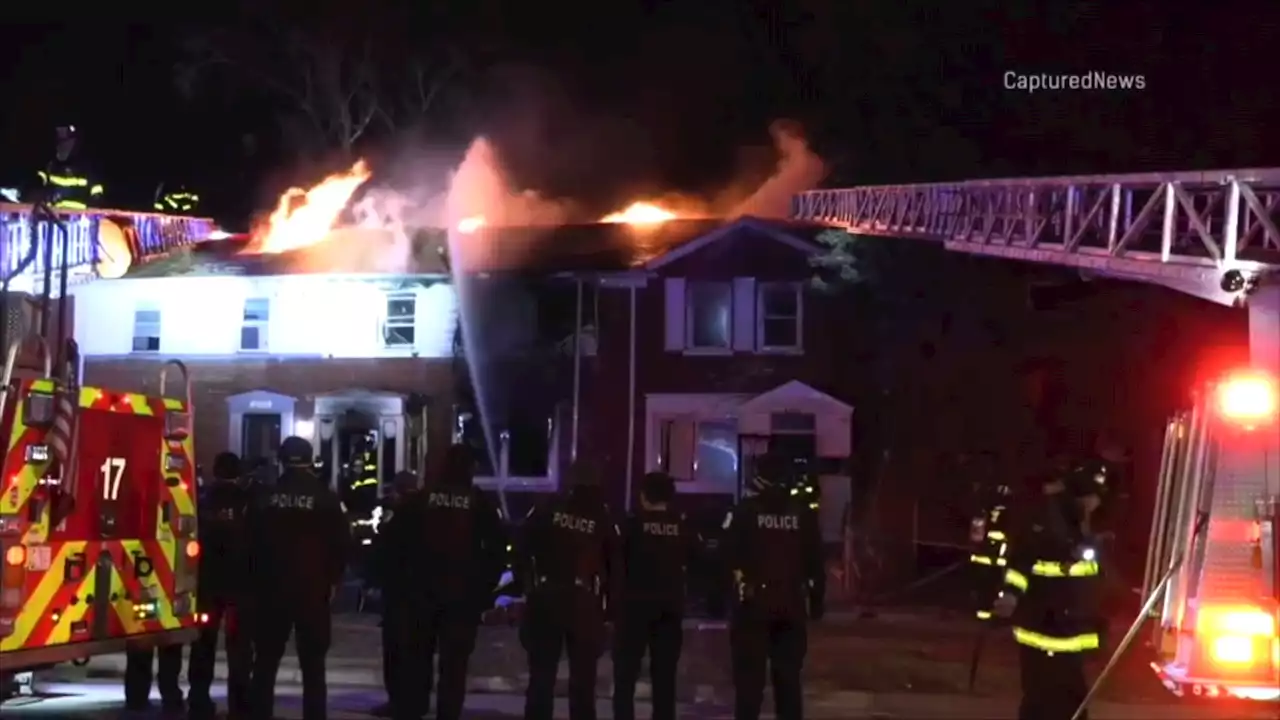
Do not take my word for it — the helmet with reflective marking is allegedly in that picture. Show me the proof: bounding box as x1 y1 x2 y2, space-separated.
278 436 314 467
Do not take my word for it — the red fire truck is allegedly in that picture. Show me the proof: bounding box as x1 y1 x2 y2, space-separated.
1144 368 1279 701
0 334 201 687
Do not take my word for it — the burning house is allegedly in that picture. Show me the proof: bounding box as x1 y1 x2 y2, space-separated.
69 209 858 536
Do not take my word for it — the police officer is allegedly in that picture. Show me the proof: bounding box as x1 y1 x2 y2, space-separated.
969 482 1013 622
519 462 622 720
403 445 507 720
368 471 426 719
188 452 254 720
123 640 184 713
248 437 350 720
723 452 825 720
613 472 700 720
994 458 1110 720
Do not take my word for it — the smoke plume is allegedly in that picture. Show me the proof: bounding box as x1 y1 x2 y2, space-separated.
728 120 827 219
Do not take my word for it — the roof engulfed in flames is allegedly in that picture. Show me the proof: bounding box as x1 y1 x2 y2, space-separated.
240 160 689 257
244 161 373 255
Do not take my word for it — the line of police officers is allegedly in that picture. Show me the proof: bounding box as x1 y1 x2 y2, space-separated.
121 438 827 720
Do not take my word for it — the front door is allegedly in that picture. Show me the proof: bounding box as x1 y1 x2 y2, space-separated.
242 413 282 466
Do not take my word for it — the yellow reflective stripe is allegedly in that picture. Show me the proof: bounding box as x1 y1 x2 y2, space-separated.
1031 559 1099 577
162 398 185 411
89 184 103 196
1013 627 1099 653
970 554 1008 567
124 394 153 416
976 610 993 620
46 175 87 187
31 379 55 393
1004 569 1029 591
53 200 87 209
986 530 1006 541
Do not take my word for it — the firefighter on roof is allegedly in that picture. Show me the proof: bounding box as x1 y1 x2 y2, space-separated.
154 183 200 214
187 451 254 720
722 451 826 720
36 125 104 211
248 436 350 720
518 460 622 720
613 471 701 720
994 454 1112 720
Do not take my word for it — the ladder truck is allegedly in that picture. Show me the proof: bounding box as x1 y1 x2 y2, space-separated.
0 130 205 695
792 167 1280 707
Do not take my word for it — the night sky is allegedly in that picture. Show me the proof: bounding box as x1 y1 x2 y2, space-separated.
4 1 1279 226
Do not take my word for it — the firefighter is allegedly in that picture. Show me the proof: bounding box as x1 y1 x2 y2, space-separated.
613 471 700 720
722 452 825 720
123 642 185 714
969 482 1014 622
247 436 350 720
187 452 254 719
154 183 200 214
368 470 427 719
518 461 622 720
406 445 507 720
994 459 1110 720
35 125 104 211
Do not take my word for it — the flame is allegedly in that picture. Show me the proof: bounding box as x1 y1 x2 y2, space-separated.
244 160 373 254
600 202 677 225
457 216 486 234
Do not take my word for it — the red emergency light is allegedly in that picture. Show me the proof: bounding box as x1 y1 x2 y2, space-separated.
1214 371 1277 427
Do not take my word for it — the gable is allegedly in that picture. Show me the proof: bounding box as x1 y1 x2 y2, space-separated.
643 217 825 272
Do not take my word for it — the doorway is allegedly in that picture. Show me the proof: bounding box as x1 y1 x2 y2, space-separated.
242 413 282 466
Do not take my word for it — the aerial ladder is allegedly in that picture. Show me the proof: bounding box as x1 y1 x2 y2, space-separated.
792 168 1280 708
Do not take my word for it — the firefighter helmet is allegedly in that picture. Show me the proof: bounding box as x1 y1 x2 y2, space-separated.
278 436 314 466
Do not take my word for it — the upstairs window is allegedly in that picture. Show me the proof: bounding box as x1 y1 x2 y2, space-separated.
686 282 732 350
131 306 161 352
383 292 417 347
758 282 802 350
240 297 270 351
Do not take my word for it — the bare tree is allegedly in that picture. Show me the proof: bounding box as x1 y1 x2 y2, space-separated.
176 22 385 158
374 49 465 132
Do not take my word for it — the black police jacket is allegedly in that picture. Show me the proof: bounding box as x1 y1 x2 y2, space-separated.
722 487 825 619
197 480 251 598
1002 497 1104 653
621 507 700 611
418 481 508 609
247 468 350 602
367 491 425 599
518 488 622 614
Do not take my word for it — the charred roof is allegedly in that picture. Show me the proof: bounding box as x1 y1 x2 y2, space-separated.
122 217 829 279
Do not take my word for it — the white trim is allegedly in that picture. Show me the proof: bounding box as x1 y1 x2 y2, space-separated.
756 281 804 353
642 217 818 271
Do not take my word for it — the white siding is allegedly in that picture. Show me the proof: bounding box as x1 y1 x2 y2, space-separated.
70 275 458 359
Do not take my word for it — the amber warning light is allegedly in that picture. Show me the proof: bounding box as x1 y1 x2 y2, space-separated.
1215 371 1278 427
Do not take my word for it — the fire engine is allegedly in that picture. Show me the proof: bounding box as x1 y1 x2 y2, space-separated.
1143 369 1280 701
0 334 201 684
